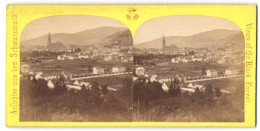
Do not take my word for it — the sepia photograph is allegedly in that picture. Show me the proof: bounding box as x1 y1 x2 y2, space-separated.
133 15 245 122
5 4 257 127
19 15 133 122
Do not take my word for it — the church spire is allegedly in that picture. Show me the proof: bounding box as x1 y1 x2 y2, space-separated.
47 32 51 45
162 34 166 49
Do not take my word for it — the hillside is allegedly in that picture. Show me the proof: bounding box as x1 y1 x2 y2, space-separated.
103 29 133 47
21 26 132 47
217 32 245 50
135 29 244 50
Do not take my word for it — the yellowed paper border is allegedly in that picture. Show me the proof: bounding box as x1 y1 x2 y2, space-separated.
6 4 256 127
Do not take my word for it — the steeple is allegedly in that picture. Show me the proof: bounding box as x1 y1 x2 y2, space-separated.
162 34 166 49
47 32 51 45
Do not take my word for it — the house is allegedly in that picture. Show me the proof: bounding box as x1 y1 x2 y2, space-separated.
73 80 80 85
225 69 239 75
180 87 195 93
112 66 126 73
21 64 30 73
135 67 146 76
104 55 113 61
181 58 188 63
187 82 194 88
78 54 89 59
93 67 105 74
67 56 75 60
57 55 63 60
206 69 218 77
225 69 232 75
162 82 170 92
150 75 158 82
129 56 134 61
171 58 179 63
133 77 138 81
35 72 43 80
108 87 117 91
44 75 57 80
193 57 203 62
66 85 81 90
47 80 55 89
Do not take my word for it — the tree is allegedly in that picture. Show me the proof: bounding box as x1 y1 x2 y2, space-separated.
88 65 92 73
201 68 206 75
167 79 181 98
214 87 222 98
204 84 215 105
204 84 214 96
101 85 109 96
89 81 102 104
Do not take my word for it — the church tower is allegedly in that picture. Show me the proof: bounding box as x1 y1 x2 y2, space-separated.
47 32 51 45
161 34 166 49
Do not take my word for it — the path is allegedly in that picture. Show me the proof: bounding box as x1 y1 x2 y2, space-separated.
185 75 244 83
71 72 132 80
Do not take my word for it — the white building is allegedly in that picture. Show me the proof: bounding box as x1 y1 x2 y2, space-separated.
150 75 158 82
180 87 195 93
47 80 55 89
171 58 179 63
187 82 194 88
112 66 126 73
21 64 30 73
35 72 43 80
206 69 218 77
162 82 169 92
93 67 105 74
73 80 80 85
225 69 232 75
66 85 81 90
108 87 117 91
135 67 146 76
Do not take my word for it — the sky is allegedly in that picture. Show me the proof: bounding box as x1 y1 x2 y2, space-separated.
134 15 241 44
21 15 127 41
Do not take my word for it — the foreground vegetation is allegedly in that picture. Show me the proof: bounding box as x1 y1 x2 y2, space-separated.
20 77 132 122
133 77 244 122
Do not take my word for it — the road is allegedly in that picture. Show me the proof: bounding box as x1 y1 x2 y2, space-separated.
185 75 244 83
71 72 132 80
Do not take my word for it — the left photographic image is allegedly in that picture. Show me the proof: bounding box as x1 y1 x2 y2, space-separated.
19 15 133 122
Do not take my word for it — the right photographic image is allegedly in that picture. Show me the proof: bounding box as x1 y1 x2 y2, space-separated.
133 15 245 122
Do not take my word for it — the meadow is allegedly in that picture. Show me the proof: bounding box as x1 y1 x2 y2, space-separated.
143 62 244 77
78 74 132 87
28 59 133 74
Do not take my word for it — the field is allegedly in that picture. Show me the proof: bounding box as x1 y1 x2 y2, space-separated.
26 59 133 74
143 62 244 77
194 77 244 92
78 74 132 87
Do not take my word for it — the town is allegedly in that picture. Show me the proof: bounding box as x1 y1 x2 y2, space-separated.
20 31 133 122
133 34 244 122
133 35 244 94
20 32 133 92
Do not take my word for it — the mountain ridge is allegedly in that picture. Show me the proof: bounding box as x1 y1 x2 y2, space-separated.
135 29 244 50
21 26 132 47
